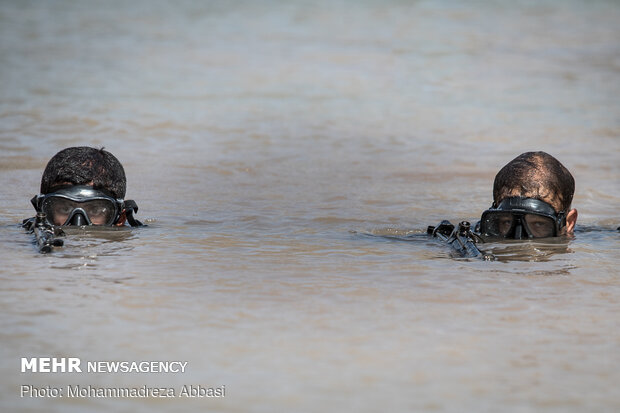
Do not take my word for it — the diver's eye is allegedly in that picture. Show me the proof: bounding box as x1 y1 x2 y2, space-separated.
524 215 555 237
497 215 514 235
57 204 74 214
46 198 77 215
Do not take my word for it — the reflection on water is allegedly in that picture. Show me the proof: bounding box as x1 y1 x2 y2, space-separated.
1 0 620 412
59 225 137 239
360 227 578 263
481 238 573 263
19 225 141 270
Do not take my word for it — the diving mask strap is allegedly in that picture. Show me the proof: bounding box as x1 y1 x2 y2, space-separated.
557 211 567 230
123 200 143 227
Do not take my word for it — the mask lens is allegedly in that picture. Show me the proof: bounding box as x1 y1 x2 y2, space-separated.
482 212 515 237
523 214 555 238
42 197 76 226
42 197 116 226
82 199 116 225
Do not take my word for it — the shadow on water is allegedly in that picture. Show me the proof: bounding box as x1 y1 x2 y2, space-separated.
353 227 480 261
574 224 620 237
481 238 573 263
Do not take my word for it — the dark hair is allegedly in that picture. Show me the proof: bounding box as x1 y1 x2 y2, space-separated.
493 151 575 212
40 147 127 199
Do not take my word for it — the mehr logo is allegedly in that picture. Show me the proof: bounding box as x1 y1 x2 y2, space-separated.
21 358 82 373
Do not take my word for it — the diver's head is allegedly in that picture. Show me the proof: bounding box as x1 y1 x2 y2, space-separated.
32 147 140 227
490 151 578 236
40 146 126 200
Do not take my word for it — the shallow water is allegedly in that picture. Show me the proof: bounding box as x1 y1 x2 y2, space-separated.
1 0 619 412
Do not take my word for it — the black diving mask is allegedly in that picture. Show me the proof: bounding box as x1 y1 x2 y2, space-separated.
31 186 127 226
479 197 566 239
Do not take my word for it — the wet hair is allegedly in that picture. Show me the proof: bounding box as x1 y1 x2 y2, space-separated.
493 151 575 212
40 147 127 199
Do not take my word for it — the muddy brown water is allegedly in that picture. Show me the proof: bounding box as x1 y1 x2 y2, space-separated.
1 1 619 412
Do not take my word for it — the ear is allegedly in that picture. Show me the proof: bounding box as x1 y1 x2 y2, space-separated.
565 209 578 234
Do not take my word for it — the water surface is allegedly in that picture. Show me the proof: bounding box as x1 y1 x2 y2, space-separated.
1 1 619 412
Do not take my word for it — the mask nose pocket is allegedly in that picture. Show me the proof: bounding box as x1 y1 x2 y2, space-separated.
513 220 523 239
66 209 91 226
